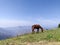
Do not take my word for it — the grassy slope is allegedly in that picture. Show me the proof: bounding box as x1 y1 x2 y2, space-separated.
0 28 60 45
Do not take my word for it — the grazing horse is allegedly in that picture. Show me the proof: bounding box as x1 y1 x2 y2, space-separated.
32 24 43 33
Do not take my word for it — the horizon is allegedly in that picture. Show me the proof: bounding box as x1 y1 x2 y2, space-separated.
0 0 60 27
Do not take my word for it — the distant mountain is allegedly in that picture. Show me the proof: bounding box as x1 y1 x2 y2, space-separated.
4 26 32 36
0 26 32 40
0 28 13 40
0 25 57 40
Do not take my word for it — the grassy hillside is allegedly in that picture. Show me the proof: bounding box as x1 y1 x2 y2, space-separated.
0 28 60 45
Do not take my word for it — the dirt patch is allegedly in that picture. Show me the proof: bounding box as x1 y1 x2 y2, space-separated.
23 41 60 45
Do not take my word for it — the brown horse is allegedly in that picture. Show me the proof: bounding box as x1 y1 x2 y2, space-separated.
32 24 43 33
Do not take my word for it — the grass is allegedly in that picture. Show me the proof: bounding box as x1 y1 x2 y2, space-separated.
0 28 60 45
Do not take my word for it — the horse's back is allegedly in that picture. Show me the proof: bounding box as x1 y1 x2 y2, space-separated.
32 24 41 28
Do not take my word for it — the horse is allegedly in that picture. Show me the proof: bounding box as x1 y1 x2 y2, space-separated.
32 24 43 33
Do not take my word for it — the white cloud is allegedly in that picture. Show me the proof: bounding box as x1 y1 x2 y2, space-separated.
37 18 60 27
0 18 60 28
0 19 33 27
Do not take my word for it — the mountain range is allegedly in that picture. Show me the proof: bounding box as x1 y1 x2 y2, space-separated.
0 25 57 40
0 26 31 40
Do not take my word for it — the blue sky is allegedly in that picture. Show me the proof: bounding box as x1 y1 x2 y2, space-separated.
0 0 60 27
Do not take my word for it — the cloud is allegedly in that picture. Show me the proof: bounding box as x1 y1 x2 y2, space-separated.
0 19 33 27
37 18 60 27
0 18 60 28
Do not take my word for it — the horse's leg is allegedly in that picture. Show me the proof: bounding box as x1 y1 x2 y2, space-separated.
41 28 43 32
37 28 39 33
32 28 35 33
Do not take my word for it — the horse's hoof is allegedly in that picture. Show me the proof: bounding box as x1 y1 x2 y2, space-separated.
32 31 35 34
36 32 39 33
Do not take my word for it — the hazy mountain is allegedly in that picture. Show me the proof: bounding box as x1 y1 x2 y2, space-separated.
0 28 13 40
0 25 57 40
4 26 32 36
0 26 31 40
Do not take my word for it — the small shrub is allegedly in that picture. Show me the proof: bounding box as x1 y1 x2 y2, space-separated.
58 24 60 28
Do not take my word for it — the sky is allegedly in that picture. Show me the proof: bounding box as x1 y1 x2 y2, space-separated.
0 0 60 27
